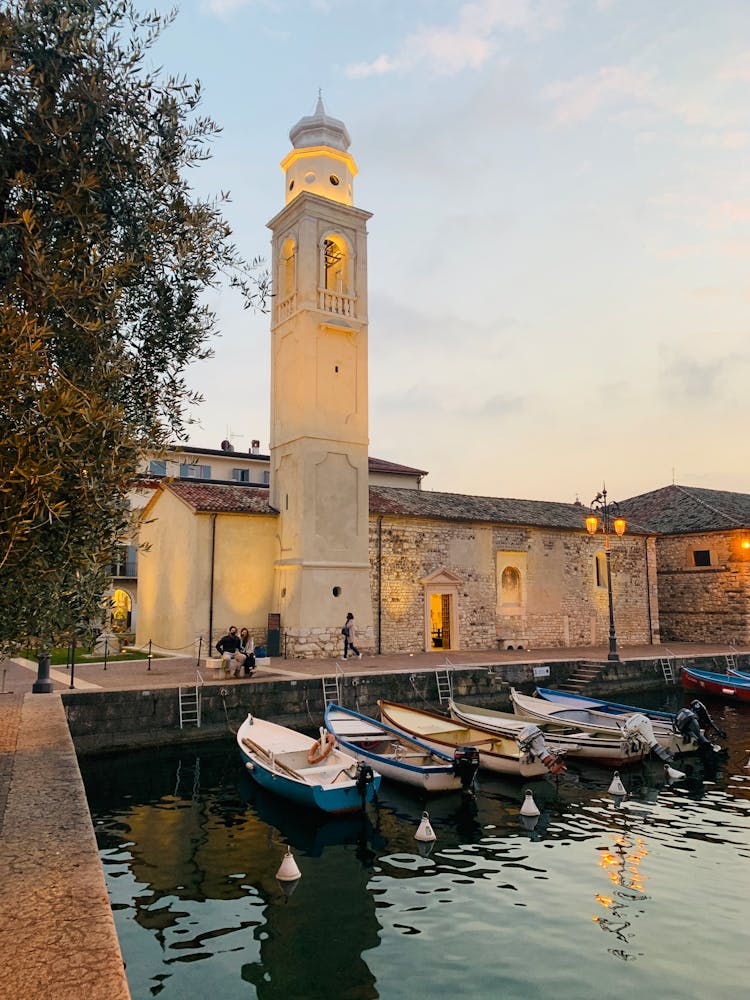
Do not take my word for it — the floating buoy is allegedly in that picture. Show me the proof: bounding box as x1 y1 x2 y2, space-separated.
608 771 626 806
276 847 301 883
415 810 437 843
520 789 540 818
664 764 685 782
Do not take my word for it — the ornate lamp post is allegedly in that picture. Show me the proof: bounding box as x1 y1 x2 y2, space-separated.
585 486 626 662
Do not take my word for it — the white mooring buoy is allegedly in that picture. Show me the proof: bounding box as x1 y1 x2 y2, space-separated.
275 847 302 898
520 788 540 818
415 810 437 843
608 771 626 806
664 764 686 782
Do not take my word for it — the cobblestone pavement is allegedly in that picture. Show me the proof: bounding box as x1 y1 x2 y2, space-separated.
0 692 23 836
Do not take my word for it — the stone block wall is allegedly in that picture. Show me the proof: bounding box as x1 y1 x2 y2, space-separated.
655 531 750 644
369 515 657 654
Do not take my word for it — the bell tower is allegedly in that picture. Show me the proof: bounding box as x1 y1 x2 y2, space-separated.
267 97 373 657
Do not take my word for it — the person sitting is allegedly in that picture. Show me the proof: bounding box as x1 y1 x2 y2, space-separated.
237 627 255 677
216 626 242 677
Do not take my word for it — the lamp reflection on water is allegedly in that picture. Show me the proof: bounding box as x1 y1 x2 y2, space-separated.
592 833 650 959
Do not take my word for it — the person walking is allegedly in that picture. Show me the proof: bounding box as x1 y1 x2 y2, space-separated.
342 612 362 659
216 626 242 678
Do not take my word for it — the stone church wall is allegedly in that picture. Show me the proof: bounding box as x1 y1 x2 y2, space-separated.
654 531 750 644
369 516 656 654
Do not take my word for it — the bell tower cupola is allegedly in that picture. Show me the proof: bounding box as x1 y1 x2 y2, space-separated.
281 93 358 207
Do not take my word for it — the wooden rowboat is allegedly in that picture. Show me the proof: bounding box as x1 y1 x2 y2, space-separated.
236 714 380 814
377 699 553 778
325 703 479 793
448 698 653 767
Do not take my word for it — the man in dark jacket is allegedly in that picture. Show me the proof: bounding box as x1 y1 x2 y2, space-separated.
216 626 242 677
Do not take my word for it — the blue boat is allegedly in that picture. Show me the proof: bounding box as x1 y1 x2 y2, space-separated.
535 686 676 722
325 702 479 793
237 713 380 814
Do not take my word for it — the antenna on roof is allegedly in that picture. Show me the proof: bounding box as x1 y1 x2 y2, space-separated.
672 466 675 484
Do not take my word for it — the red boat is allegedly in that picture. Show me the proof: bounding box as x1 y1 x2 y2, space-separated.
681 665 750 703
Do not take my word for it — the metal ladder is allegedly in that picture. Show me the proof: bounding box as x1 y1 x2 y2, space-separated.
322 663 344 709
178 672 203 728
725 652 737 672
435 665 453 705
659 657 676 684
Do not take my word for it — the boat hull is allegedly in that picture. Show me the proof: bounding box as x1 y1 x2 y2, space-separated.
448 699 648 767
510 689 694 758
378 699 549 778
681 667 750 703
237 716 380 814
325 703 466 792
535 687 675 722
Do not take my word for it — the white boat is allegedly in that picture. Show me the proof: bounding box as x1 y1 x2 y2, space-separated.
510 688 694 762
378 699 563 778
448 699 653 767
325 703 479 793
237 714 380 814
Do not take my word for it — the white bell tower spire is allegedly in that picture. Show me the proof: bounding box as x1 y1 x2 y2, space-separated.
267 98 373 657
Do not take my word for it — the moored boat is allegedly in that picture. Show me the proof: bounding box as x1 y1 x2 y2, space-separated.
535 686 675 722
727 665 750 682
681 665 750 703
325 703 479 793
448 698 654 767
510 688 696 763
237 714 380 814
378 699 563 778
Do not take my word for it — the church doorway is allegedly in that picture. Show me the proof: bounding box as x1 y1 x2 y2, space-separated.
422 569 462 652
429 592 452 650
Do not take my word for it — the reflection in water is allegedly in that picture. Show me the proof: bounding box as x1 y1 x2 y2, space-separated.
81 696 750 1000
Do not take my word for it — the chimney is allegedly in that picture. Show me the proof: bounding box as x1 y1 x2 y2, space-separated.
251 439 260 455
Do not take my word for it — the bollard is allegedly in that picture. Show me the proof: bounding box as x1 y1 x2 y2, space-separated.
32 649 53 694
69 635 77 689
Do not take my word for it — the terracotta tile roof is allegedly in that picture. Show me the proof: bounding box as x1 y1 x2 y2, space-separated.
618 484 750 535
368 456 428 477
368 485 610 532
167 481 276 514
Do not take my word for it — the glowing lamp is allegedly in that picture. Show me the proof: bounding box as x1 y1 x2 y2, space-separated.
613 517 626 536
741 538 750 550
585 515 598 535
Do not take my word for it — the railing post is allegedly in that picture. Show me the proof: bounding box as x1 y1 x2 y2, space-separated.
147 638 152 671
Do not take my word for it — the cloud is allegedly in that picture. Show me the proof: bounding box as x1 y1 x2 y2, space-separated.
346 0 564 79
543 65 655 124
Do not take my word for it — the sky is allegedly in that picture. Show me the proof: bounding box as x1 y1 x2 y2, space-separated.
144 0 750 504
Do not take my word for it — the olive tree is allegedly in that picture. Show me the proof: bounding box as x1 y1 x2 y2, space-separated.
0 0 268 647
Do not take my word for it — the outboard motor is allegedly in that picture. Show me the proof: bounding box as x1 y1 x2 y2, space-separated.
621 713 675 765
674 706 720 753
355 763 375 804
452 746 480 792
517 724 566 775
690 700 727 740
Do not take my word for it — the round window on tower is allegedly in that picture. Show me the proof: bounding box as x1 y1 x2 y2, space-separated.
329 174 340 186
304 171 316 184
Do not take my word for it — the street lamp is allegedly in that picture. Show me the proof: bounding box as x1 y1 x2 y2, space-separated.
585 485 626 662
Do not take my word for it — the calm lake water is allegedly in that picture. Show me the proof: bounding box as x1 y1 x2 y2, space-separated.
80 690 750 1000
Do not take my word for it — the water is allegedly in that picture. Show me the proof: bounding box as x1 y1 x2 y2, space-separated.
80 692 750 1000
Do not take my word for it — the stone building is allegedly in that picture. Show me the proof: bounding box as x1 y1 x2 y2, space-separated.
619 484 750 645
136 98 660 659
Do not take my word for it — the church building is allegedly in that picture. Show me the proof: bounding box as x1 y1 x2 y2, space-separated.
136 100 662 659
